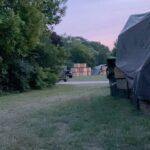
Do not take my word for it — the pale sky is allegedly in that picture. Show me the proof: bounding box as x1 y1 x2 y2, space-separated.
54 0 150 50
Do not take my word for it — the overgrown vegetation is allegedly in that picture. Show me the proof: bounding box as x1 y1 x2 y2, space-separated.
0 0 67 92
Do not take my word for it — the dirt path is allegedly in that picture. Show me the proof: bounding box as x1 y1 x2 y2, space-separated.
57 80 109 85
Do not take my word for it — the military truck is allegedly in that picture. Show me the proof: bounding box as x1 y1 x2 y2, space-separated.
107 12 150 109
59 66 73 82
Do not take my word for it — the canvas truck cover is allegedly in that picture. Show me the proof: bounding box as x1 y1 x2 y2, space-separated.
116 12 150 100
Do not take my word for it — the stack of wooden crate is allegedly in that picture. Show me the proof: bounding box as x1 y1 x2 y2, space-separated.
71 64 91 77
114 67 128 90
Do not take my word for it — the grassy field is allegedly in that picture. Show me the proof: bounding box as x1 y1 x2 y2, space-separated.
70 75 107 81
0 82 150 150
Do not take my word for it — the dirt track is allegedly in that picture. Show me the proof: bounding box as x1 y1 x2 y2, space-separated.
57 81 109 85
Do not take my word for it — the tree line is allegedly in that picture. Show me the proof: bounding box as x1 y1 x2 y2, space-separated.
62 36 110 68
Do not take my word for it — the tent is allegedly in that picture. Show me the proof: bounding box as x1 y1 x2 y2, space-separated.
92 65 102 75
116 12 150 100
92 64 107 75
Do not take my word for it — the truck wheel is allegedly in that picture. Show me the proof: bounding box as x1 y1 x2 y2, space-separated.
64 78 67 82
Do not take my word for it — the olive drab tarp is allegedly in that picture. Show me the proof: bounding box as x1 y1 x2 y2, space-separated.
116 12 150 100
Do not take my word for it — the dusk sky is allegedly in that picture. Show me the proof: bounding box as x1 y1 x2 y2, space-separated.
54 0 150 50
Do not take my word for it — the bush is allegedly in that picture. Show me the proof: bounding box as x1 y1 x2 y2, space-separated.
6 59 33 91
0 0 67 93
0 59 31 92
30 67 58 89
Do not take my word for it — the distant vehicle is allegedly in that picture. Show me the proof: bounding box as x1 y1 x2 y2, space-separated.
92 64 107 75
109 12 150 109
65 70 73 79
59 66 73 82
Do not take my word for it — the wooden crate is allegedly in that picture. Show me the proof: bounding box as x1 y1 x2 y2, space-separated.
101 71 106 76
74 64 80 68
79 68 87 72
114 67 125 79
73 72 80 77
83 72 88 76
87 71 91 76
87 67 91 72
80 64 87 68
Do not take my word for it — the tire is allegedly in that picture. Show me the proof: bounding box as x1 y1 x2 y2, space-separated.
64 78 67 82
69 74 72 78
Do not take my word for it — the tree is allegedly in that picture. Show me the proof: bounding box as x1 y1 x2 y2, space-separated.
88 41 110 64
0 0 67 91
62 36 110 68
69 41 95 67
0 0 66 56
111 41 117 57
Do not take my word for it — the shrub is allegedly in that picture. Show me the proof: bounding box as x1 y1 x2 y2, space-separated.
7 59 33 91
30 67 58 89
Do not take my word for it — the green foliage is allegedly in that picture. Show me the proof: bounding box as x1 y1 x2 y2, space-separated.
8 59 33 91
0 59 33 91
62 36 110 67
111 42 117 57
30 42 66 69
30 67 58 89
0 0 67 92
69 41 95 67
